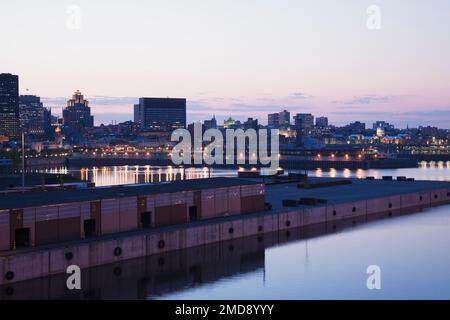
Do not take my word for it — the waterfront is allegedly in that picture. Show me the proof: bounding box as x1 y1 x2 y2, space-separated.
1 165 449 299
158 204 450 300
2 203 450 300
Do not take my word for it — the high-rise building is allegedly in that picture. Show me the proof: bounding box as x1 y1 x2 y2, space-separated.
346 121 366 134
294 113 314 135
243 117 258 130
134 97 186 132
268 110 290 128
204 116 218 130
62 90 94 133
316 116 329 128
278 110 290 126
19 95 52 136
373 121 394 131
0 73 20 139
268 113 279 127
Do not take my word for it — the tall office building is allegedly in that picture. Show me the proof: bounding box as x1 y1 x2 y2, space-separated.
204 115 218 130
19 95 52 136
0 73 20 139
62 90 94 132
268 110 290 128
134 97 186 132
294 113 314 135
373 121 394 131
243 117 258 130
346 121 366 134
315 116 329 128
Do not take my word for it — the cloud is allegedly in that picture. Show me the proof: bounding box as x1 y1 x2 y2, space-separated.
290 92 314 99
41 96 139 106
89 96 139 105
332 95 395 105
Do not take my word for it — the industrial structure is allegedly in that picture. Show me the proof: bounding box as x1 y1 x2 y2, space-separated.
0 178 265 251
0 176 449 285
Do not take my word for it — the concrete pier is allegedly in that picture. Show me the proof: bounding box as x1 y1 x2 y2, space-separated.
1 178 449 285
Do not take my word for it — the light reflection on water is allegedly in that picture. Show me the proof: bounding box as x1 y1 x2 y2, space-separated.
309 163 450 181
68 161 450 187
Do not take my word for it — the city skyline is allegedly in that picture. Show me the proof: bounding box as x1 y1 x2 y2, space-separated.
1 1 450 128
7 89 450 130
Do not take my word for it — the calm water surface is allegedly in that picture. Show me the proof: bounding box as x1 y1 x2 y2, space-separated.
158 204 450 299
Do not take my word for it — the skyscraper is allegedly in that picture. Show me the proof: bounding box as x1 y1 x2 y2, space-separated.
315 116 329 128
19 95 52 136
204 115 218 130
62 90 94 133
0 73 20 139
294 113 314 135
134 97 186 132
268 110 290 128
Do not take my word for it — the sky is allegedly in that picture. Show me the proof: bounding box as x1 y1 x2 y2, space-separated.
1 0 450 128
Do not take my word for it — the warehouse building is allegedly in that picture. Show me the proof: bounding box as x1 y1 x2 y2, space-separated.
0 178 265 251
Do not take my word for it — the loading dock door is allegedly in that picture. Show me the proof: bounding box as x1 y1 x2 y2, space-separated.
84 219 96 237
189 206 198 221
141 211 152 229
14 228 30 249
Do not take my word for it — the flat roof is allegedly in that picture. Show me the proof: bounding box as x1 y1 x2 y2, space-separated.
265 177 450 214
0 177 260 210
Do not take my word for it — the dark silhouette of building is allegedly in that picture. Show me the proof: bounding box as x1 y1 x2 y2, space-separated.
243 117 258 130
268 110 290 128
134 97 186 132
294 113 314 135
0 73 20 139
373 121 394 131
346 121 366 134
19 95 52 136
203 115 218 130
315 116 329 128
62 90 94 137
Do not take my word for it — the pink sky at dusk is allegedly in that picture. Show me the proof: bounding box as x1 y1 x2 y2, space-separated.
2 0 450 128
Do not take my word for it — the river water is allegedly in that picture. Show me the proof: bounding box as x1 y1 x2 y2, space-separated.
40 161 450 187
